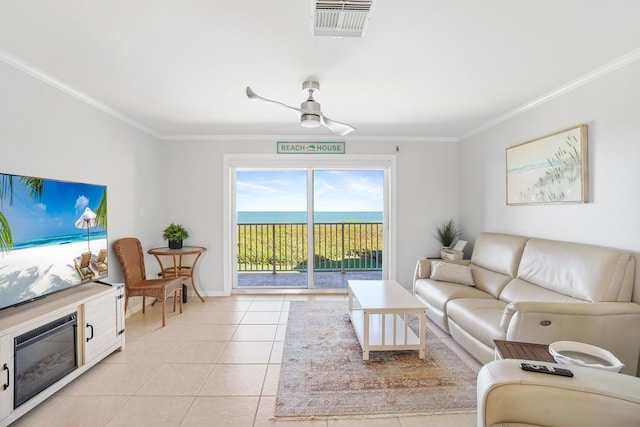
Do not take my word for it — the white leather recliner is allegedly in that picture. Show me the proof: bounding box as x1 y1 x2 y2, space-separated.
477 359 640 427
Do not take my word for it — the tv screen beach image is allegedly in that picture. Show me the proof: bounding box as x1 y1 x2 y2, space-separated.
0 173 107 310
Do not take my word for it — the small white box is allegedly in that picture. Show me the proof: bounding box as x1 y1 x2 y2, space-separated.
441 249 463 260
440 240 467 260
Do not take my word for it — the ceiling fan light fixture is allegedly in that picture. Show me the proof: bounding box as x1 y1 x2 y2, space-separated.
301 114 321 128
246 81 354 134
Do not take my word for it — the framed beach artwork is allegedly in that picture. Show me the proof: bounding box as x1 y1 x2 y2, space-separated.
506 125 588 205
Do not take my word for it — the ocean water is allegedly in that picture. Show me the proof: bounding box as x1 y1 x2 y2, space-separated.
13 231 108 250
237 211 382 224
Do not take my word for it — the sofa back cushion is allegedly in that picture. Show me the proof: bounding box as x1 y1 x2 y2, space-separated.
470 265 515 298
499 277 586 304
510 238 636 302
470 233 529 297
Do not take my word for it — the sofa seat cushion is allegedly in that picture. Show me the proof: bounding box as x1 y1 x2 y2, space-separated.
415 278 494 315
447 298 508 348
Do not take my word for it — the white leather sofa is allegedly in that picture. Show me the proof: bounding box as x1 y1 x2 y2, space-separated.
413 232 640 375
477 359 640 427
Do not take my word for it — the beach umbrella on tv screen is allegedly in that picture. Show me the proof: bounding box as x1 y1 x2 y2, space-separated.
75 207 97 252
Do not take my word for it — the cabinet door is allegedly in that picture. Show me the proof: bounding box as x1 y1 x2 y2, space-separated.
83 290 118 363
0 335 13 421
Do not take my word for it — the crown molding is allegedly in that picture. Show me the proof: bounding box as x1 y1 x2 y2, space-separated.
2 46 639 144
458 48 640 141
157 133 459 143
0 48 161 139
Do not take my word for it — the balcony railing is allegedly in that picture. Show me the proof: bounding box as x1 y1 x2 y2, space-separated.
237 222 383 273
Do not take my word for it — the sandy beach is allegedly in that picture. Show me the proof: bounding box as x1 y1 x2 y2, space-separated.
0 239 108 309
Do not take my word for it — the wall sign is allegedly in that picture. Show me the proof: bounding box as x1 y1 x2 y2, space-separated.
277 141 345 154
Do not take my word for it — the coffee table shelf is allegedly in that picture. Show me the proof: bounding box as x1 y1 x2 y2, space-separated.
348 280 427 360
350 312 421 346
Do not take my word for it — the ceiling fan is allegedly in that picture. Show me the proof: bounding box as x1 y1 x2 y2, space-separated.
246 81 355 136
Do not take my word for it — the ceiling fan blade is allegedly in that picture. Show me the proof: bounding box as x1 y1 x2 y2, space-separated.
320 115 355 136
246 87 302 113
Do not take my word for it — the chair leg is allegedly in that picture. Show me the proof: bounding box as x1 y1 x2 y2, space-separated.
161 293 167 328
124 295 129 313
173 290 177 312
142 296 146 313
179 288 183 314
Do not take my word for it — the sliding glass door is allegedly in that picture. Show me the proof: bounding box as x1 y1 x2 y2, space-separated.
236 169 308 288
312 170 383 288
233 166 386 291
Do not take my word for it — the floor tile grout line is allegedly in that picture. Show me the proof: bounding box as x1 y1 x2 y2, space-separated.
20 296 478 426
252 307 288 427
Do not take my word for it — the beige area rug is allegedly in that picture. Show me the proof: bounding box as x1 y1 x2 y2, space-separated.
274 301 477 418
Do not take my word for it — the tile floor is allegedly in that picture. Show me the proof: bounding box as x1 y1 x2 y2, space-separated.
11 294 482 427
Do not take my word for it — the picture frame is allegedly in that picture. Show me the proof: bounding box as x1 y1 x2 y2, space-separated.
506 124 588 205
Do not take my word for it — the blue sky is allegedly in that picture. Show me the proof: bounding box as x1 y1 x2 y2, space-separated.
236 169 383 212
0 174 106 240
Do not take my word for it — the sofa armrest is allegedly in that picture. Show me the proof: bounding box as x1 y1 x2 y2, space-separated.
413 259 431 282
500 301 640 330
477 359 640 427
413 260 424 295
500 301 640 375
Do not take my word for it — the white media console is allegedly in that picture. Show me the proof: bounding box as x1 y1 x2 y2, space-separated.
0 282 125 426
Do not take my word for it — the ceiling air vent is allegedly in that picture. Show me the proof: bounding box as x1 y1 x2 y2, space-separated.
312 0 377 37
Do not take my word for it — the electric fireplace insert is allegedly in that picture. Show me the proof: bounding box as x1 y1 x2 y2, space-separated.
14 313 78 408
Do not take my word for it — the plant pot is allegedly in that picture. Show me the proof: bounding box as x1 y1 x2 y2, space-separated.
168 240 183 249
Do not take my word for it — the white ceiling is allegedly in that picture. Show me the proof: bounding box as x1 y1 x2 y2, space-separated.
1 0 639 140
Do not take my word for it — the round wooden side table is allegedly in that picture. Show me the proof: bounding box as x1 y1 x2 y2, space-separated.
148 246 207 302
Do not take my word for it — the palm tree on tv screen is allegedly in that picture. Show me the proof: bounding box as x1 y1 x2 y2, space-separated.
95 189 107 229
0 174 43 252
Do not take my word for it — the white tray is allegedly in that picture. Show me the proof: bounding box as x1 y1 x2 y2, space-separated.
548 341 624 372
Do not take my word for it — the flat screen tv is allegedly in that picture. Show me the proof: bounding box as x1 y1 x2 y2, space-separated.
0 172 107 311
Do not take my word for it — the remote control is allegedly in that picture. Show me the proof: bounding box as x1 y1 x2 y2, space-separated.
520 363 573 377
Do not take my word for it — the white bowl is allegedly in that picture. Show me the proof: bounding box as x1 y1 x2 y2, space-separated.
548 341 624 372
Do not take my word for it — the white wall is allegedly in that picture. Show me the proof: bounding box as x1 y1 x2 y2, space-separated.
7 50 639 302
0 55 461 299
0 60 164 288
458 58 640 301
159 138 459 294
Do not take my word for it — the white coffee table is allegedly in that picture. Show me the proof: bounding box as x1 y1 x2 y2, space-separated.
348 280 427 360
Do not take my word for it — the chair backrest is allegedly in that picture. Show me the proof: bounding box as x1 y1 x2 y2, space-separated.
95 249 107 263
79 252 92 268
112 238 147 285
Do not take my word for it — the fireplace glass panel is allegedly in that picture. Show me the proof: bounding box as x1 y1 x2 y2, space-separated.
14 313 78 408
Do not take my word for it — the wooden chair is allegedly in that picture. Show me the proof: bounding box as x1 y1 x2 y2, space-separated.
74 252 95 281
112 238 183 327
91 249 108 274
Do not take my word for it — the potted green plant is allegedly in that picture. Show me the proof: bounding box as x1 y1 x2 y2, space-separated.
434 219 459 257
162 223 189 249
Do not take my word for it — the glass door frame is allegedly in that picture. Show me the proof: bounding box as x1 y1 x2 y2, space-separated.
222 154 397 294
